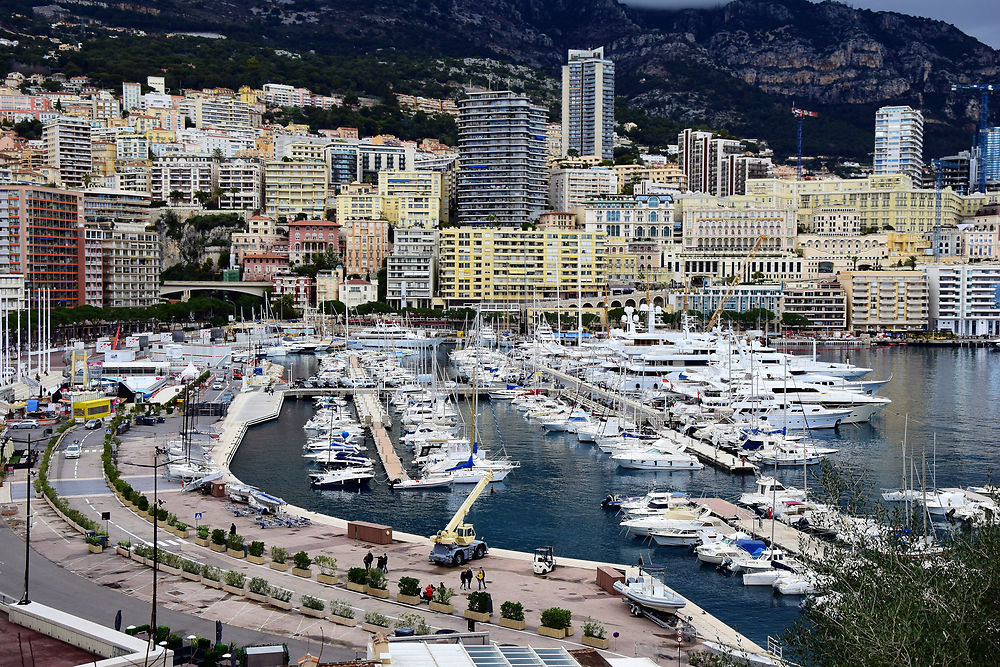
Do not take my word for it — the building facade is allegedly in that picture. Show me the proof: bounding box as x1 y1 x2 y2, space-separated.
839 270 929 332
874 105 924 182
457 91 547 226
781 280 848 330
549 167 616 211
287 219 340 265
926 264 1000 336
343 218 389 277
43 115 92 188
561 47 615 161
0 185 84 306
386 227 436 309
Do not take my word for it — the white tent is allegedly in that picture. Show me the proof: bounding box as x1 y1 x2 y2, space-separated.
179 363 199 380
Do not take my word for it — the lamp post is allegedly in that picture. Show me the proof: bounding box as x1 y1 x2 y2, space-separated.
127 445 167 641
8 433 35 605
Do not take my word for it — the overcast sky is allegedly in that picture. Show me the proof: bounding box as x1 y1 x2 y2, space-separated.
621 0 1000 49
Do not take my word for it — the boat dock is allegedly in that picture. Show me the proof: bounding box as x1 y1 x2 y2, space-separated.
697 497 827 558
539 363 666 428
681 434 758 474
348 355 408 483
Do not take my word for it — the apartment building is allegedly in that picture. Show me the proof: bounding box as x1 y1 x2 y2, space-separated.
549 167 616 211
264 159 328 221
218 159 262 210
378 170 443 228
242 252 289 281
150 156 217 205
561 47 615 160
287 219 340 264
578 194 675 242
122 82 141 111
457 91 547 226
681 204 796 253
100 222 161 307
343 218 390 277
43 115 92 188
612 164 686 192
839 270 928 332
688 284 784 318
0 185 84 307
272 273 313 311
781 280 848 331
874 105 923 181
926 264 1000 336
677 129 745 197
386 227 436 309
437 227 605 307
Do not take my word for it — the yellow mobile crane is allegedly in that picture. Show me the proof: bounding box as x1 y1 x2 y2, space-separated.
705 234 769 331
428 470 493 566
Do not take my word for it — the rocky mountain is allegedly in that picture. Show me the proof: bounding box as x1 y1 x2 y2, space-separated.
20 0 1000 158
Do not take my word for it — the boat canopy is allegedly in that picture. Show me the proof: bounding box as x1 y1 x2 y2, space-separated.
734 539 768 557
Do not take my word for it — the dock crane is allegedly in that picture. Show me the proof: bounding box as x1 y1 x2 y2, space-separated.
428 470 493 566
951 83 999 192
705 234 768 331
932 159 961 260
792 107 818 181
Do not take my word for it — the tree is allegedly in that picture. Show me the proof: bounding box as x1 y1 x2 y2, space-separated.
781 312 811 328
905 255 918 270
773 464 1000 667
271 294 300 320
168 190 185 205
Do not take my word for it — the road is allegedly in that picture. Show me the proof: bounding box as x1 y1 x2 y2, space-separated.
0 521 351 659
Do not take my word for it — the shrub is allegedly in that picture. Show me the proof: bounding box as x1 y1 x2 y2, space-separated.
271 587 293 603
174 522 187 532
156 508 168 522
395 612 430 635
248 577 271 596
347 567 368 585
132 544 150 558
117 540 131 550
248 541 265 557
582 618 607 640
540 607 572 630
166 513 177 526
197 525 210 539
227 534 244 550
363 611 389 627
500 601 524 622
137 496 150 512
467 591 491 613
201 565 221 582
223 570 245 589
432 586 453 605
211 529 226 546
330 599 355 619
181 559 201 574
166 633 182 650
398 576 420 597
367 568 387 590
86 534 102 546
270 546 288 564
314 554 337 575
160 552 181 568
301 594 324 611
292 550 311 569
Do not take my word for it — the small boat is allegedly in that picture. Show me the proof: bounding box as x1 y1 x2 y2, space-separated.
612 567 686 612
649 525 723 547
390 474 454 490
309 467 374 488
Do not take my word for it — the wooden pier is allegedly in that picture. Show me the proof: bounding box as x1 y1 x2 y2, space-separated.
697 497 828 559
347 356 408 483
539 363 666 428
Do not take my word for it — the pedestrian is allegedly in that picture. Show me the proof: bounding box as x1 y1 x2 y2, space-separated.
230 522 236 536
460 569 469 590
363 550 374 571
377 553 388 573
476 567 486 590
638 554 644 574
465 567 473 590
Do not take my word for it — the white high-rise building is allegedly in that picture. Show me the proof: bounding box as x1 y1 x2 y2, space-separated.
561 47 615 161
43 116 92 188
457 91 547 226
122 82 142 111
927 264 1000 336
874 105 924 181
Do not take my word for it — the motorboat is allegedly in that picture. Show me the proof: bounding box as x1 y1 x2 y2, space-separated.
390 474 454 490
612 567 686 612
751 443 839 466
738 476 806 509
695 537 764 565
611 446 704 471
649 524 725 546
308 467 374 488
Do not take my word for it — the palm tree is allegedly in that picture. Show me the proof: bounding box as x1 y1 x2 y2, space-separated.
905 255 917 270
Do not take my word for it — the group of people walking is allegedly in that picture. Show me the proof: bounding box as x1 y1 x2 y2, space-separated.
460 567 486 590
363 550 389 573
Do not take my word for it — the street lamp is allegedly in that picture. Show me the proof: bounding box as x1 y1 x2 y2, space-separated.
8 433 35 605
127 445 168 639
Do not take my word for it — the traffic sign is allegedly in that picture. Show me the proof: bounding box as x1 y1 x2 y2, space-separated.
194 512 203 519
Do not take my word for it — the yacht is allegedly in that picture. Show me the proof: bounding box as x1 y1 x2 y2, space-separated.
613 567 686 612
611 446 704 471
309 466 375 488
351 322 441 350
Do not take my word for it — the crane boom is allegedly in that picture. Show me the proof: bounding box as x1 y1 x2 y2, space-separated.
705 234 768 331
431 470 493 545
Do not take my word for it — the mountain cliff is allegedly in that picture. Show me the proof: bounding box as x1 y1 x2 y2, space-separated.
14 0 1000 158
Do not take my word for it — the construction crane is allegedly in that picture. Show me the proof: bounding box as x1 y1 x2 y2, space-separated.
428 470 493 566
705 234 768 331
951 83 999 192
932 159 961 260
792 107 818 181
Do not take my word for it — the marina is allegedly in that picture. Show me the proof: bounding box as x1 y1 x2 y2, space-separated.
229 334 1000 648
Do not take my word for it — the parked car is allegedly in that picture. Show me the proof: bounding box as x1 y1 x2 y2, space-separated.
64 442 81 459
84 418 103 430
211 382 224 390
135 416 156 426
14 419 37 429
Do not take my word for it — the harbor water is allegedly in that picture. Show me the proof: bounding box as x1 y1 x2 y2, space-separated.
231 345 1000 647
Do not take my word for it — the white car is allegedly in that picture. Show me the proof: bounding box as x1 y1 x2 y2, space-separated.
84 418 103 430
14 419 38 429
64 442 82 459
211 382 224 390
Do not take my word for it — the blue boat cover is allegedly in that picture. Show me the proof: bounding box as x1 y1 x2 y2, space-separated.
734 540 767 557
